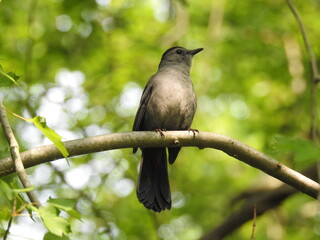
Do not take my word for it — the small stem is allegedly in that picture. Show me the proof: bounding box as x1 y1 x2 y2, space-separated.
5 107 31 122
250 204 257 240
286 0 319 78
3 198 16 240
286 0 319 142
24 0 38 83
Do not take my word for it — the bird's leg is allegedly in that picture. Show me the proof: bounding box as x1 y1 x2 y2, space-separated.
154 128 167 137
187 128 199 138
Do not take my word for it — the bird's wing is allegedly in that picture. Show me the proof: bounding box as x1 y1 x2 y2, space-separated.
133 76 156 132
132 77 155 153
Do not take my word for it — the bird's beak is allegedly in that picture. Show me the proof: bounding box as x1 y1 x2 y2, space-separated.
188 48 204 56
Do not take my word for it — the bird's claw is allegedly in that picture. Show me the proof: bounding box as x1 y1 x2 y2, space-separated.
188 128 199 138
155 128 166 137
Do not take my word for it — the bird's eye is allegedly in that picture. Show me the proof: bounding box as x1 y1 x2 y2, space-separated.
176 49 182 54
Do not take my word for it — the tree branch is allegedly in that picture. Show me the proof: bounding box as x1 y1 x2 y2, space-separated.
0 102 40 207
0 131 319 199
201 163 318 240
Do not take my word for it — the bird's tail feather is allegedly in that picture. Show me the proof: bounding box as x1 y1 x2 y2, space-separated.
137 148 171 212
168 147 181 164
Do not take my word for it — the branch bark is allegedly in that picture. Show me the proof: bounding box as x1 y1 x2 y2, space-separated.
0 131 319 199
0 102 40 206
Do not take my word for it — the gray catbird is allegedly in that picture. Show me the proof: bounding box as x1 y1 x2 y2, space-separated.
133 46 203 212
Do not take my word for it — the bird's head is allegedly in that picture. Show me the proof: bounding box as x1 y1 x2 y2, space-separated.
159 46 203 70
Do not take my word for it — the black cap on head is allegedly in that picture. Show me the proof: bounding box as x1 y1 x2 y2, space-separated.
158 46 203 69
162 46 182 57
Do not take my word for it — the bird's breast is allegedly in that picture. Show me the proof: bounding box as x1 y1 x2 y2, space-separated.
144 75 196 130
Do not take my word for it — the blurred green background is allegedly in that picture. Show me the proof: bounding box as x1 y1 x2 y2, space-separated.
1 0 320 239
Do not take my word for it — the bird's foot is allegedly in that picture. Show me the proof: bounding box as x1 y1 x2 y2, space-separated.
154 128 166 137
188 128 199 138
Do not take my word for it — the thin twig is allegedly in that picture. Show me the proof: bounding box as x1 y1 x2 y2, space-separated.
24 0 38 83
286 0 320 215
0 101 40 207
286 0 319 142
3 198 16 240
286 0 319 78
250 204 257 240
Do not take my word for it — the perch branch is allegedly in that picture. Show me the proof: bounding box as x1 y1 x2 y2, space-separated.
0 131 319 199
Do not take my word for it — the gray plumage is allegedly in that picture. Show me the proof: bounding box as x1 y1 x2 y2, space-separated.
133 46 203 212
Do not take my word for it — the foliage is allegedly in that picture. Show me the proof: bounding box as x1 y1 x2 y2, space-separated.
0 0 320 239
0 65 20 87
272 136 320 167
0 179 79 239
27 116 69 159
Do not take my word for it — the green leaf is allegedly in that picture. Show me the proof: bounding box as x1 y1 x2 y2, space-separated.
38 205 71 237
13 194 36 222
0 180 38 221
0 65 20 87
48 198 81 220
273 136 320 164
43 232 70 240
12 185 35 194
0 179 14 201
29 116 69 158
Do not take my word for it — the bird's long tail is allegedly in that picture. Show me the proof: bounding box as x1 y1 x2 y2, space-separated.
137 148 171 212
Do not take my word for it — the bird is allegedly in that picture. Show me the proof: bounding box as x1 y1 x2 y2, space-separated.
132 46 203 212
